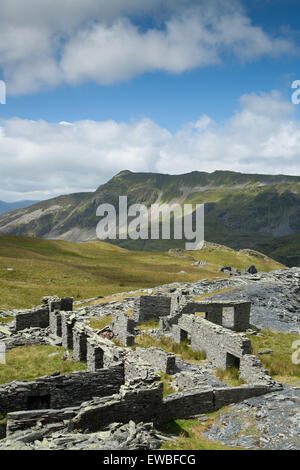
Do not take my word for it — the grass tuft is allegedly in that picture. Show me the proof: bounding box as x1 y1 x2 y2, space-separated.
160 373 176 397
134 334 206 364
0 316 13 324
139 319 160 330
89 315 113 330
215 367 246 387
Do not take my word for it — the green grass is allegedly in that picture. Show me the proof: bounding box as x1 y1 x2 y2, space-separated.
191 244 283 273
89 316 113 330
139 318 160 330
161 413 243 450
215 367 246 387
0 234 283 310
0 316 13 324
248 329 300 385
0 345 86 384
160 373 177 397
134 335 206 364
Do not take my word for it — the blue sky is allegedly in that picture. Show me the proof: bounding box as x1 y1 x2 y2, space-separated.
0 0 300 201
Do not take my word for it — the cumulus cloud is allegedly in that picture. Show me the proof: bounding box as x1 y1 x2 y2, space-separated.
0 0 295 94
0 91 300 201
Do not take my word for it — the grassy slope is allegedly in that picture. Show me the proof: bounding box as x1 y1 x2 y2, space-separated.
0 235 283 309
0 345 86 384
249 329 300 386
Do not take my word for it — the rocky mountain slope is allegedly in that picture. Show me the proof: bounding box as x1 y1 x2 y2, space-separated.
0 170 299 266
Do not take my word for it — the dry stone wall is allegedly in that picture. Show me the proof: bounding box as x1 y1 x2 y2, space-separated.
0 363 124 415
111 312 135 346
173 315 252 370
14 306 49 331
134 347 177 375
73 380 278 432
239 355 275 386
74 380 164 432
133 295 171 323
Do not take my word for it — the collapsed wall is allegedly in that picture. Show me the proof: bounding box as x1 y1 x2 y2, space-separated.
134 347 177 375
173 315 252 370
133 295 171 323
124 352 162 384
74 379 164 432
0 363 124 415
173 315 275 386
111 312 136 346
6 407 79 436
14 306 49 331
14 296 74 332
72 381 277 432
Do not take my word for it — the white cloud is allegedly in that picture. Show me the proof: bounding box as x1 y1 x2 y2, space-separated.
0 91 300 201
0 0 295 94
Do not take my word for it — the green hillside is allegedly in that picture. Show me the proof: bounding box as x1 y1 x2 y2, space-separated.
0 235 283 309
0 170 299 266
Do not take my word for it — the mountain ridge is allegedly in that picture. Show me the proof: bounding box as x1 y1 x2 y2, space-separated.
0 200 40 215
0 170 299 266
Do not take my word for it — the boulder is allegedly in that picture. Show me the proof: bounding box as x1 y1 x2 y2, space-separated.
247 265 258 274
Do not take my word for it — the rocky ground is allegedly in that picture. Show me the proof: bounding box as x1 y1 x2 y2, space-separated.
204 386 300 450
172 358 230 392
206 269 300 333
0 420 167 450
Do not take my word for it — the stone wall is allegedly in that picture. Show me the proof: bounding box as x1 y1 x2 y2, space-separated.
72 325 88 362
0 364 124 415
173 315 252 370
111 312 135 346
133 296 171 323
160 384 274 423
124 353 162 384
181 301 223 325
74 379 164 432
47 297 73 313
239 355 275 386
61 312 77 349
87 339 104 372
160 299 251 333
14 296 74 333
14 306 50 331
191 300 251 332
162 389 215 421
213 385 274 409
49 310 62 337
134 347 177 375
73 380 278 432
